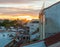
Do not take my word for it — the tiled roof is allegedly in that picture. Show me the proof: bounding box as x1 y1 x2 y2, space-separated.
44 32 60 46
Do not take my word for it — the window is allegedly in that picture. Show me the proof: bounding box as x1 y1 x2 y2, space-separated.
31 21 39 23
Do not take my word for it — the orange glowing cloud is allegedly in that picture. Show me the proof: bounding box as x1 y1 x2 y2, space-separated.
0 14 38 20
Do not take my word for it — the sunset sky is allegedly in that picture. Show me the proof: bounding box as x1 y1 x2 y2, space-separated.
0 0 60 20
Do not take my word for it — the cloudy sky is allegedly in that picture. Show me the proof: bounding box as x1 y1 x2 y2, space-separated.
0 0 60 20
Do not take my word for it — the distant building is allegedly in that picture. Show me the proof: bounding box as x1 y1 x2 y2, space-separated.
0 32 16 38
26 19 39 41
0 32 16 47
0 26 6 31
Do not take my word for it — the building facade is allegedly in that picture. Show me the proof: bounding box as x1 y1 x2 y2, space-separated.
44 1 60 38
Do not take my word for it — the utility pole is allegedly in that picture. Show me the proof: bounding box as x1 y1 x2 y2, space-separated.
39 0 45 40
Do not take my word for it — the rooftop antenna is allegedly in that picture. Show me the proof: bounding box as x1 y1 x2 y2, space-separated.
39 0 46 40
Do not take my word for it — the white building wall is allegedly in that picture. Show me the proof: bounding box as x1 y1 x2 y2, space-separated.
44 2 60 37
26 20 39 40
0 32 16 38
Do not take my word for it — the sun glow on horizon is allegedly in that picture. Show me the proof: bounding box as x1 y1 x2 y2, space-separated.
18 16 32 20
0 15 38 20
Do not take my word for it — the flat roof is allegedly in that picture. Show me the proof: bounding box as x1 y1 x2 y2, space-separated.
22 41 46 47
0 32 15 47
0 38 13 47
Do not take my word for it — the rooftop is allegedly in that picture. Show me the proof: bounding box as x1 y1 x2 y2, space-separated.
20 32 60 47
0 38 13 47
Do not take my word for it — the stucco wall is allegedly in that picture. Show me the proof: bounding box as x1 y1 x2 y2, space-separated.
44 2 60 37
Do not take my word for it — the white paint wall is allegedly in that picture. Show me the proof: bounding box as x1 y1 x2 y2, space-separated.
44 2 60 37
